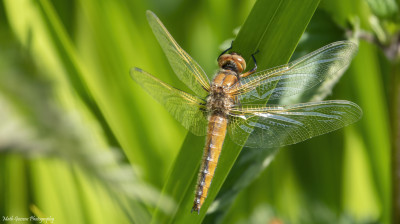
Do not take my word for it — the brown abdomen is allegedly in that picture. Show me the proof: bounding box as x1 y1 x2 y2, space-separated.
192 114 228 213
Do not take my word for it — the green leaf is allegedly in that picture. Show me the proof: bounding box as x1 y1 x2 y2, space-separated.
365 0 398 18
151 0 320 223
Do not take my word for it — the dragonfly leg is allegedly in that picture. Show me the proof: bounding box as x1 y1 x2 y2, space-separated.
217 41 233 61
240 50 259 78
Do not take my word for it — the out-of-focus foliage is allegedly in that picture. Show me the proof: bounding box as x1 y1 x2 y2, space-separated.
0 0 396 223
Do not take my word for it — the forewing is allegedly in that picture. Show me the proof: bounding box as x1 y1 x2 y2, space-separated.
130 67 208 136
233 41 358 103
228 100 362 148
146 11 210 98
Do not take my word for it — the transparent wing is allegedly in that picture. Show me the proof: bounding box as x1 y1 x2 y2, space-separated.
228 100 362 148
232 41 358 103
130 67 208 136
147 11 210 98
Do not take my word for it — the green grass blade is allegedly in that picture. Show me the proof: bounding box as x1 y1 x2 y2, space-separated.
348 41 391 224
233 0 321 70
151 0 320 223
2 0 173 222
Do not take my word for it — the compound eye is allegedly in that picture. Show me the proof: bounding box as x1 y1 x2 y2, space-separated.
232 55 246 73
218 54 231 68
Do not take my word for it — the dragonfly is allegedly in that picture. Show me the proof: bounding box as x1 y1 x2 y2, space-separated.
130 11 362 214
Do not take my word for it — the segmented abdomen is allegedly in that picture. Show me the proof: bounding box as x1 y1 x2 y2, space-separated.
192 114 228 213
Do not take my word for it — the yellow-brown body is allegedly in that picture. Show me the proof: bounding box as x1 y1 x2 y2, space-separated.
192 71 238 213
191 51 255 213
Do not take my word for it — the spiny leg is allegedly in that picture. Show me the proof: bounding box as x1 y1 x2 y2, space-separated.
240 50 259 78
217 41 233 61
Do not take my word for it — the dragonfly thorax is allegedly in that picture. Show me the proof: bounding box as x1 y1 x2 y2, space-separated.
207 73 238 115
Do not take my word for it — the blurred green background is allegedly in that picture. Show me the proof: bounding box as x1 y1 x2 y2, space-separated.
0 0 397 223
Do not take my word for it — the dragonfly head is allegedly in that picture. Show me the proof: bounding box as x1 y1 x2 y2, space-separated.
218 52 246 74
